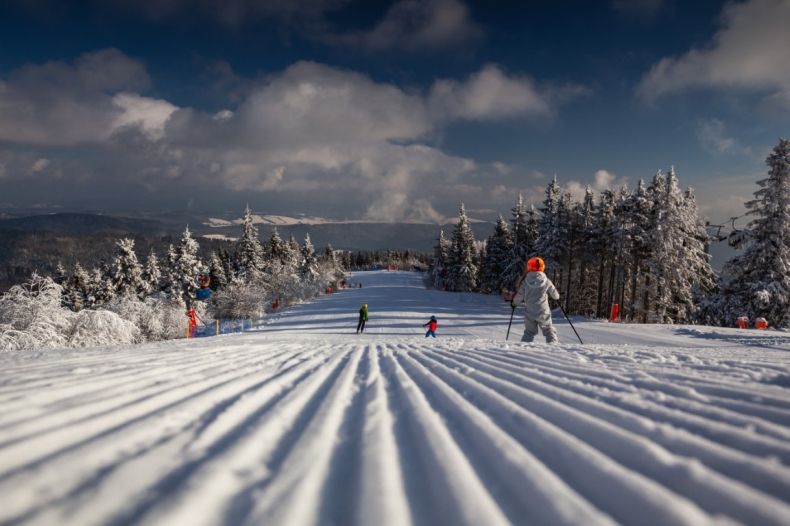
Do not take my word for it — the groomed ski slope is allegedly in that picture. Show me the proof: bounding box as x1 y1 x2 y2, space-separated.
1 271 789 526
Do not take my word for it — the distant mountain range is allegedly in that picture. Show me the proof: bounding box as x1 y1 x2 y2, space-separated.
0 211 736 268
0 212 490 252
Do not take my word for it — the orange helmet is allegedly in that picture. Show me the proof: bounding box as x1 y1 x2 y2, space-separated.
526 257 545 272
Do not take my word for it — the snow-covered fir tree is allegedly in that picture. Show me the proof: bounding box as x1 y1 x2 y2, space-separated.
642 168 713 323
54 263 67 286
110 238 146 298
623 180 654 321
300 233 320 282
504 194 535 290
480 215 513 293
173 226 203 307
208 251 227 291
64 262 90 311
445 203 478 292
574 187 599 316
431 229 451 289
89 266 114 307
235 205 265 282
142 249 162 295
717 139 790 328
288 235 302 268
266 227 286 265
535 176 564 278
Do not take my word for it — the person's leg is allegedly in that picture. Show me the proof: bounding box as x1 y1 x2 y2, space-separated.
425 329 430 338
357 318 363 333
429 330 436 338
521 317 538 342
540 322 559 344
361 320 366 333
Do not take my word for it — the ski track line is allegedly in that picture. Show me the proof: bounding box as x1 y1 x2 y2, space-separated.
136 348 355 526
0 346 304 476
464 347 790 456
419 349 790 525
0 344 280 415
9 344 337 526
0 347 299 444
393 348 615 525
436 347 790 502
402 347 715 525
377 351 511 526
0 346 335 525
243 347 365 525
354 345 413 526
457 346 790 445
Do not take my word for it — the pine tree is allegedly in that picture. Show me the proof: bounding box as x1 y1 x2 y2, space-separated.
641 167 713 323
89 266 114 307
718 139 790 328
235 205 265 282
208 251 227 290
266 227 286 265
536 175 563 277
174 226 203 307
480 215 513 293
64 262 89 311
593 189 617 318
110 238 146 298
624 180 654 320
54 262 67 286
287 235 302 268
300 233 320 282
575 187 598 316
164 244 179 296
431 229 451 289
142 249 162 295
504 194 533 289
446 203 478 292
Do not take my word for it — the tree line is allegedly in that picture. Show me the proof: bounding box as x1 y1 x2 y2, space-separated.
433 139 790 329
1 206 346 350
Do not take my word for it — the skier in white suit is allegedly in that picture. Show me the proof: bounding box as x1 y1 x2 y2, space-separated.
512 256 560 344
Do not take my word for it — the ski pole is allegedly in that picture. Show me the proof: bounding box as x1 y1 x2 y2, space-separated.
506 304 516 340
558 305 583 344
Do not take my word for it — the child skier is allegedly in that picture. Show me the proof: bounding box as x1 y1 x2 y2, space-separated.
356 303 368 334
512 257 560 344
422 315 438 338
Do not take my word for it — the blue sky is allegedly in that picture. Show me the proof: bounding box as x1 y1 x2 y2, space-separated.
0 0 787 224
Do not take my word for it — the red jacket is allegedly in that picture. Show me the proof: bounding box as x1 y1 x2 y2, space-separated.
424 320 437 331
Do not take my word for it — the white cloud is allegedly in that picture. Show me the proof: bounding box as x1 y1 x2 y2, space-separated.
430 64 553 120
329 0 482 51
565 169 627 200
0 48 157 145
1 53 585 221
111 93 177 140
637 0 790 105
697 118 752 156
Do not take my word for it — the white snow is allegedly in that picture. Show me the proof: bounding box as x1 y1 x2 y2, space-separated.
201 233 239 241
0 271 789 525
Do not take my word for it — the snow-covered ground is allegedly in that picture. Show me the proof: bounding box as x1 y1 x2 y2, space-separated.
1 271 789 525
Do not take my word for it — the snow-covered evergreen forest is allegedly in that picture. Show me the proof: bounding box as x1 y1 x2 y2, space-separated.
0 206 345 351
434 139 790 329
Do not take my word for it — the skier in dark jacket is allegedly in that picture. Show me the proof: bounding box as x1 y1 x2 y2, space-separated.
513 257 560 343
356 304 368 333
422 315 438 338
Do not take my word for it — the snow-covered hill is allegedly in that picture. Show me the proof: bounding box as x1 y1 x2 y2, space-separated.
1 271 789 525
